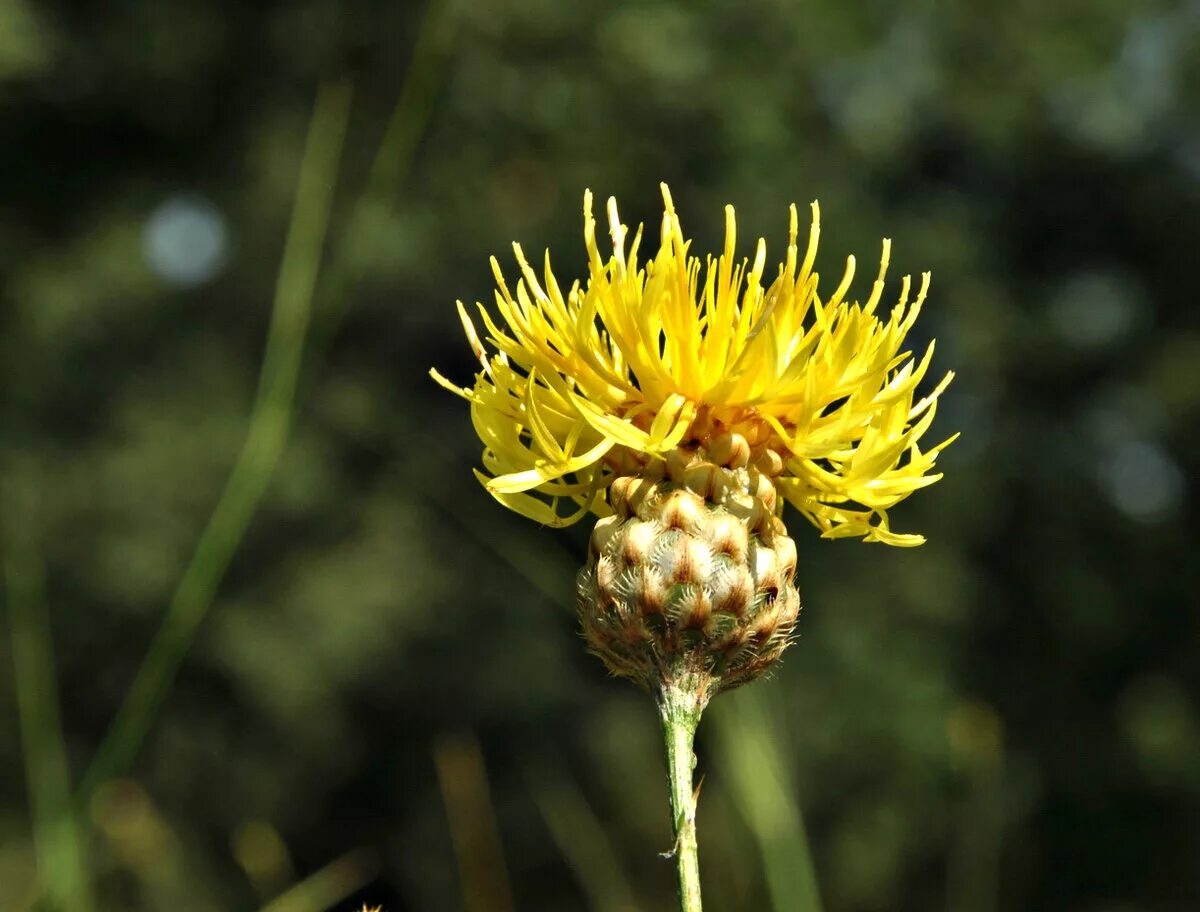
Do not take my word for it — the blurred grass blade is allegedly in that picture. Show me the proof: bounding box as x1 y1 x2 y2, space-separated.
434 731 515 912
3 480 95 912
77 80 354 804
711 686 823 912
232 819 297 903
365 0 458 193
521 750 639 912
89 778 193 907
945 702 1004 912
311 0 460 335
255 848 376 912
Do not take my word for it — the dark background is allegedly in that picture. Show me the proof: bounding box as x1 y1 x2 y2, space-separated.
1 1 1198 910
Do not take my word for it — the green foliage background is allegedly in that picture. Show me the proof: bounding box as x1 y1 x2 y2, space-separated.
2 1 1198 910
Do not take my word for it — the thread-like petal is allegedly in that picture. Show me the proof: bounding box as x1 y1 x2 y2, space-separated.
435 186 955 542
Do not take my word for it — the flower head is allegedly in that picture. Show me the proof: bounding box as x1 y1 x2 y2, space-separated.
432 184 955 546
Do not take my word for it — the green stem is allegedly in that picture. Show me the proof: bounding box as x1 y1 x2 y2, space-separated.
658 680 707 912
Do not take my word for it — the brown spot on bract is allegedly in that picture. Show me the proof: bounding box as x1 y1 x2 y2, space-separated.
684 589 711 629
596 555 617 592
623 622 650 645
661 490 700 532
708 515 748 563
753 607 779 641
640 564 666 614
715 569 753 617
671 537 694 582
775 536 798 579
622 520 655 564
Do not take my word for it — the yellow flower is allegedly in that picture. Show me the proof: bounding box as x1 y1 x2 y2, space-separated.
432 184 956 546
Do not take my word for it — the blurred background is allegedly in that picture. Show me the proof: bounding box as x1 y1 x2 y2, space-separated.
2 0 1198 910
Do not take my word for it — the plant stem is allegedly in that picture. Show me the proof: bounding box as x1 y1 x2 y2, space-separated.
658 679 708 912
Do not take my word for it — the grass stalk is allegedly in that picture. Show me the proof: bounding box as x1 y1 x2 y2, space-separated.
308 0 460 341
712 686 823 912
77 0 461 804
4 480 95 912
77 80 353 804
521 751 638 912
433 731 515 912
254 849 376 912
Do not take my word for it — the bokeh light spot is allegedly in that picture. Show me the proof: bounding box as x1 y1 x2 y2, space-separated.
143 194 230 288
1096 439 1185 523
1050 270 1143 350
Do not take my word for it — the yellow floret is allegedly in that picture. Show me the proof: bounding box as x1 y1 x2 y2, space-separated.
432 184 956 545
